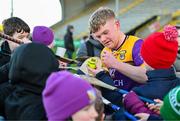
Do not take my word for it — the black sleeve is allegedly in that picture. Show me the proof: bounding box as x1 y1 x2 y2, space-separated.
96 71 115 86
96 71 123 107
64 34 74 51
0 62 10 84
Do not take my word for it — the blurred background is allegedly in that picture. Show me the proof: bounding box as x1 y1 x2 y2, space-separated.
52 0 180 49
0 0 180 58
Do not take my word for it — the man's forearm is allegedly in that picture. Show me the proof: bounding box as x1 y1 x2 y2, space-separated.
113 61 147 83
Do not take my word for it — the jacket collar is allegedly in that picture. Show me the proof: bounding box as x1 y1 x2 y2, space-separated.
146 67 176 81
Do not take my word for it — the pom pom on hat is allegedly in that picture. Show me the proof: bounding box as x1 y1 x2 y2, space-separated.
32 26 54 46
43 71 96 121
141 25 178 69
164 25 178 41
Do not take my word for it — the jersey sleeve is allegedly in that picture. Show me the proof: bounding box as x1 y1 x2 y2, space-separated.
132 39 144 66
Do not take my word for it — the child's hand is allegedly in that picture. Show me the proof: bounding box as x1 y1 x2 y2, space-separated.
135 113 150 121
101 50 118 68
146 99 163 114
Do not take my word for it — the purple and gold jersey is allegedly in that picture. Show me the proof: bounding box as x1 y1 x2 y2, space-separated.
101 35 144 91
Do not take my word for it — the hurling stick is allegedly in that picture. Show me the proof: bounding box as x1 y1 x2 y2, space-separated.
58 56 95 70
79 75 155 104
79 75 117 90
0 32 24 44
55 55 78 64
75 56 90 62
58 56 97 71
59 66 79 71
102 97 137 121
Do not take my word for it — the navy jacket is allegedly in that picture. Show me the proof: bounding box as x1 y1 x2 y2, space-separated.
123 67 179 120
133 67 180 100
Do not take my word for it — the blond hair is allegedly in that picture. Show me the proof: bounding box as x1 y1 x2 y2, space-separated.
89 7 115 33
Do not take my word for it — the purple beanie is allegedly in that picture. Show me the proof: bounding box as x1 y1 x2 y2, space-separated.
43 71 96 121
32 26 54 46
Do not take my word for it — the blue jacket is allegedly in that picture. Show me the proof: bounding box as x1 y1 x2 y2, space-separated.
133 67 180 100
123 67 180 120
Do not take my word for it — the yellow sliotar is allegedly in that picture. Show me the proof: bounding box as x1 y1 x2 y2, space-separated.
87 57 97 69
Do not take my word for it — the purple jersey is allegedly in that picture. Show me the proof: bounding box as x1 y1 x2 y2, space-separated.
109 38 144 91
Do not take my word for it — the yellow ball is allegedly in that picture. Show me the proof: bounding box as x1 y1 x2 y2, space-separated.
87 57 97 69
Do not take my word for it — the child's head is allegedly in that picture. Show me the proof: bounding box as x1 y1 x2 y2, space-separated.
8 43 59 87
160 86 180 120
3 17 30 39
141 25 178 69
32 26 54 46
43 71 98 121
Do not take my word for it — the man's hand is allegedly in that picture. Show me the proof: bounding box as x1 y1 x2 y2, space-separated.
101 50 118 68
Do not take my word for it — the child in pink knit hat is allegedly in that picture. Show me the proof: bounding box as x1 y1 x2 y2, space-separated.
43 71 98 121
123 25 180 120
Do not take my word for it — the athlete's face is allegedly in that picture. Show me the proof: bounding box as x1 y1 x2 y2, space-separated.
93 19 121 49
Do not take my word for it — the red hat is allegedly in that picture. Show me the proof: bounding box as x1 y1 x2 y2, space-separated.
141 25 178 69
